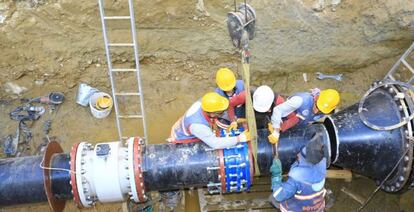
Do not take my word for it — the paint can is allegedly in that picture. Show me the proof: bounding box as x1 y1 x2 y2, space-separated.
89 92 113 118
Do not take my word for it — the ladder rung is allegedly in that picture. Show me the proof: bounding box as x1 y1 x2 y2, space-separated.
112 69 137 72
118 115 143 119
115 92 140 96
402 59 414 74
108 43 134 47
408 75 414 84
104 16 131 20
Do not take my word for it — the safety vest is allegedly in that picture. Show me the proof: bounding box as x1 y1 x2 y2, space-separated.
291 92 316 126
170 101 215 144
215 80 245 98
280 157 327 212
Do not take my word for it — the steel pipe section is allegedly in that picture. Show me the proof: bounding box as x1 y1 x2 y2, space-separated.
325 82 414 193
68 137 256 208
0 141 69 211
0 155 48 205
0 127 328 211
257 124 331 175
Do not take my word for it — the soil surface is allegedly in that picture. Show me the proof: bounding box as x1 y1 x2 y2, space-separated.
1 0 414 211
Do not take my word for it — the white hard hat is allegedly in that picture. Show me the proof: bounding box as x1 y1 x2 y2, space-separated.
253 85 275 113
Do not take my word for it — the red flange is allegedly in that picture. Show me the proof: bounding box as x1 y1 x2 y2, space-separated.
133 137 146 202
70 142 83 208
43 141 65 212
218 149 227 193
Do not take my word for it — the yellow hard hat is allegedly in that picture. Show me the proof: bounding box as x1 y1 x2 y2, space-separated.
316 89 340 114
216 68 236 91
96 96 113 110
201 92 229 112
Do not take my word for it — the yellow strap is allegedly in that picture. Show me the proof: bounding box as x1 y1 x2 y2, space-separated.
241 53 260 176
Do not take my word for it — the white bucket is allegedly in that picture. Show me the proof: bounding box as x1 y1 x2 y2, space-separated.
89 92 113 119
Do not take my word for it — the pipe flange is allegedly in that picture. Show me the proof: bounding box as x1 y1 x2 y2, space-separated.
381 85 414 192
217 149 226 193
392 85 414 192
133 137 147 202
43 141 65 212
70 142 96 207
70 142 82 208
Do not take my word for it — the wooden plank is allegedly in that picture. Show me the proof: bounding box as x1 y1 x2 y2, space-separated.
326 169 353 182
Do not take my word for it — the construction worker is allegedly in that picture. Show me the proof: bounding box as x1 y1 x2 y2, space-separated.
224 85 299 140
269 133 327 211
256 88 340 144
169 92 250 149
215 68 246 129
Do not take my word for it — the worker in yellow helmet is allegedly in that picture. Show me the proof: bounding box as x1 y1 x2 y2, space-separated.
215 68 246 130
169 92 250 149
261 88 340 144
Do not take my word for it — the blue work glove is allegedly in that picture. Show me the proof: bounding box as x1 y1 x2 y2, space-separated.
270 156 282 191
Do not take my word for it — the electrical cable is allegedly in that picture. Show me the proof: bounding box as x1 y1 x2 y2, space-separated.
357 142 412 211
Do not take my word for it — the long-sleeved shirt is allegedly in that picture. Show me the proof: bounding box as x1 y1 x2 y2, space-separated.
271 95 303 129
189 123 239 149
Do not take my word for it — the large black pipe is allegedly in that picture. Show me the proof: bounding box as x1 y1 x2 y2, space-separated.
50 153 72 200
0 153 71 207
326 86 414 193
0 155 48 205
142 124 331 191
142 142 220 191
257 124 331 175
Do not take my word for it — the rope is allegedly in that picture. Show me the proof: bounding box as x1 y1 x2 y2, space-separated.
358 79 414 131
241 49 260 176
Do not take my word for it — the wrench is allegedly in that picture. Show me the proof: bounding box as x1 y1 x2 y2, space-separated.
316 72 343 81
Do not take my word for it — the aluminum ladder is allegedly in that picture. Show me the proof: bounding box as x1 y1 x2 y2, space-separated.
97 0 148 144
385 42 414 84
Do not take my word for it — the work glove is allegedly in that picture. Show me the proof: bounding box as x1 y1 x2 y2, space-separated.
236 118 247 124
268 131 280 145
267 123 274 133
228 121 238 132
270 156 283 191
237 130 250 142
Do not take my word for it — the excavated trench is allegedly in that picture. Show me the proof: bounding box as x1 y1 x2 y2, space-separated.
1 0 414 211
